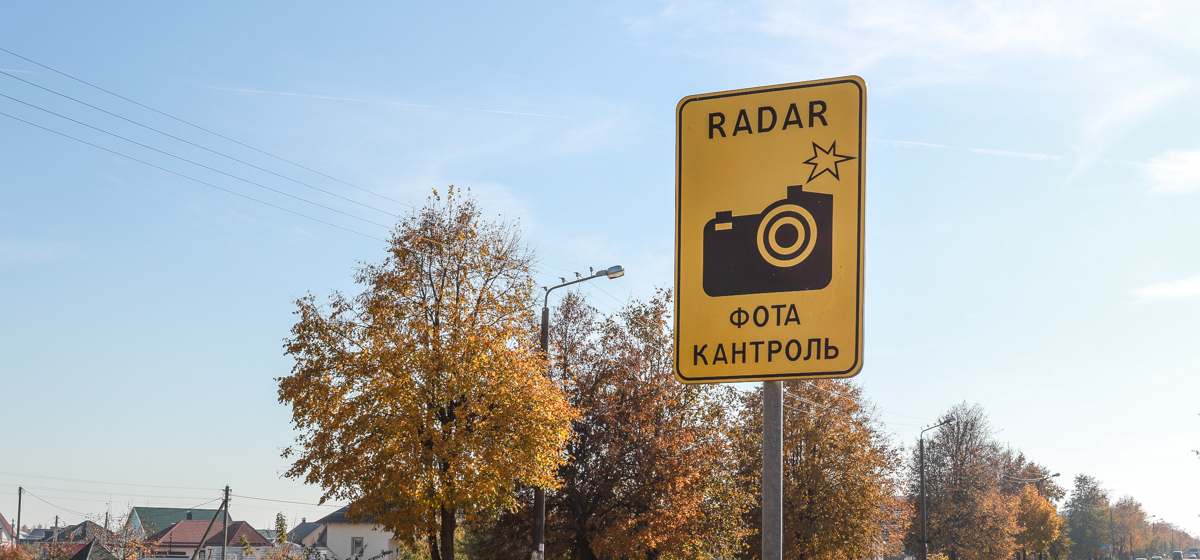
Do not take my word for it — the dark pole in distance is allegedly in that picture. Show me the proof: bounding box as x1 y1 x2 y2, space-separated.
920 417 956 560
533 265 624 560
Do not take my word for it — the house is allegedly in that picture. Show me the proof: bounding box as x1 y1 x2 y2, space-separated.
24 528 54 542
128 508 228 537
286 519 326 548
0 513 13 545
314 508 397 560
145 519 272 560
66 541 120 560
0 512 14 545
41 521 111 544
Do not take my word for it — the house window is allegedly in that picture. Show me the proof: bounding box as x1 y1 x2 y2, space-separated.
351 538 364 556
199 553 206 560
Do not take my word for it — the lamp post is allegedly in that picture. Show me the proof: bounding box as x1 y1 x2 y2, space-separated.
920 417 957 560
532 264 625 560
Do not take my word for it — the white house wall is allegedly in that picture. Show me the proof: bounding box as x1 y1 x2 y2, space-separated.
323 524 395 560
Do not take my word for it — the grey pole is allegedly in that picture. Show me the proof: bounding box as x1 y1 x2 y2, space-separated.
222 486 230 560
918 417 956 560
920 437 927 560
762 381 783 560
531 265 625 560
532 306 549 560
190 496 227 560
16 487 21 543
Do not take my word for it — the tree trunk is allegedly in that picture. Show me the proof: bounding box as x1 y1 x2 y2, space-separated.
430 529 441 560
440 506 457 560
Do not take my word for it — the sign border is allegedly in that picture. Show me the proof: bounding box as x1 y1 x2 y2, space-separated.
674 76 866 383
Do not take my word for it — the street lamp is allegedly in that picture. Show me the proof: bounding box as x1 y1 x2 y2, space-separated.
920 417 957 560
532 264 625 560
1000 471 1060 496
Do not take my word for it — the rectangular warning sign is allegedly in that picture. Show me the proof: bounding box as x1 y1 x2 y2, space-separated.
674 76 866 383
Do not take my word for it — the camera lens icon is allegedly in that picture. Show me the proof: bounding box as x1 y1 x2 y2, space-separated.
702 184 833 297
757 205 818 268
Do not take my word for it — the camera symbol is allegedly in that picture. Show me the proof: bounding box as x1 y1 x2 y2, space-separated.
702 184 832 297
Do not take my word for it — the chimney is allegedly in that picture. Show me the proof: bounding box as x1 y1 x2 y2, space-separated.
186 511 193 520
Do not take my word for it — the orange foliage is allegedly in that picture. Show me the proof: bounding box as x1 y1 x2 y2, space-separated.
279 188 576 560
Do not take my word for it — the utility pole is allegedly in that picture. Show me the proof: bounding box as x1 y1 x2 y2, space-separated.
54 515 58 544
920 436 927 560
16 487 22 543
222 486 230 560
190 493 227 560
1110 508 1115 560
762 381 783 560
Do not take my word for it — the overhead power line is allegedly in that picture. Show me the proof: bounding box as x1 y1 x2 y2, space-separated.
0 110 386 242
0 471 216 491
0 47 618 273
25 490 90 518
0 70 403 219
0 482 212 501
0 46 411 208
0 91 391 229
232 494 344 508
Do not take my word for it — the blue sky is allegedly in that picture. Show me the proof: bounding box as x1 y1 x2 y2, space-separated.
3 0 1200 533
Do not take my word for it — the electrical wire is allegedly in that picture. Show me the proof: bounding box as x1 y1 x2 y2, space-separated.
784 390 836 413
0 46 411 208
609 278 645 302
25 490 90 518
231 494 343 508
0 70 404 219
800 380 934 422
0 48 624 290
0 471 216 491
585 281 627 308
0 91 391 229
0 482 212 501
0 110 387 242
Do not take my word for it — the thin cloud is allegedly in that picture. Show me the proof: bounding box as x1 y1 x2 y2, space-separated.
208 86 569 119
872 138 1064 161
1144 149 1200 194
1131 274 1200 302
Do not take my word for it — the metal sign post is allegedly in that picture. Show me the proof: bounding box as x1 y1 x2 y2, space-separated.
674 76 867 559
763 381 783 560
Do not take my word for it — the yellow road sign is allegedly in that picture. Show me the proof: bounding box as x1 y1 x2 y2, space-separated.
674 76 865 383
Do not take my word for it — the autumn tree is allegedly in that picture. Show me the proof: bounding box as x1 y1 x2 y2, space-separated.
906 403 1017 560
995 451 1066 504
737 380 909 560
1066 475 1110 560
275 513 287 546
1049 515 1074 560
1146 521 1200 557
1111 496 1148 560
278 188 576 560
475 291 750 560
1016 485 1061 560
0 545 34 560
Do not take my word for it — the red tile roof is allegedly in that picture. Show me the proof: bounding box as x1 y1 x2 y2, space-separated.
0 512 13 540
147 520 271 548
